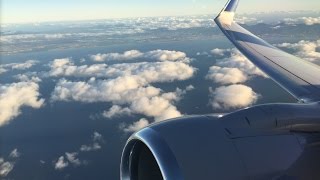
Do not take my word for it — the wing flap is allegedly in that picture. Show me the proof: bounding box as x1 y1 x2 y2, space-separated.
215 0 320 102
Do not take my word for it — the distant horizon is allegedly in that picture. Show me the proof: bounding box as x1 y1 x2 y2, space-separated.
2 0 320 24
1 10 320 25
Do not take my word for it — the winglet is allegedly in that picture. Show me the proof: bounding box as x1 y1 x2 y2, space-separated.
215 0 239 26
224 0 239 12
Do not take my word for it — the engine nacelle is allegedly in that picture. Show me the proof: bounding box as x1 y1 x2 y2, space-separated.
121 115 249 180
121 103 320 180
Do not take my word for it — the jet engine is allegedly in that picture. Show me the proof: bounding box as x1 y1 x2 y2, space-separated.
121 103 320 180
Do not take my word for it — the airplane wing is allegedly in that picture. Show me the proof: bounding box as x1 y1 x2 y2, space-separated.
215 0 320 103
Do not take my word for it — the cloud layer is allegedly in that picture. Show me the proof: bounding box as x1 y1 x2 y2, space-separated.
0 149 20 178
277 39 320 63
49 58 194 80
50 50 195 122
283 17 320 25
90 49 191 63
0 60 39 74
210 85 259 109
54 132 104 170
207 48 263 110
0 82 44 127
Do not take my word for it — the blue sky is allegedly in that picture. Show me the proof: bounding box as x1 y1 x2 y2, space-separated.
2 0 320 23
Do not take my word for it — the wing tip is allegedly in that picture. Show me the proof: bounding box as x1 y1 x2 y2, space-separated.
224 0 240 13
215 0 240 26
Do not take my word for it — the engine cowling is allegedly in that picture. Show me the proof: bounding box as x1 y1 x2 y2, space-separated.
120 103 320 180
120 115 249 180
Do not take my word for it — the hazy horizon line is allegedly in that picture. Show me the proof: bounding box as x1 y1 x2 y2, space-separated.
1 10 319 25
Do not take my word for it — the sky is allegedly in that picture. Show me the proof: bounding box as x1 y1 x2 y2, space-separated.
2 0 320 24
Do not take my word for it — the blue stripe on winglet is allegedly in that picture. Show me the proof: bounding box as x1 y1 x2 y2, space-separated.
225 30 276 49
225 0 240 12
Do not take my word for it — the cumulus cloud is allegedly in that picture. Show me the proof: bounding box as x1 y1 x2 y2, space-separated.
93 131 103 142
131 96 181 121
14 73 42 83
0 82 45 127
90 50 143 62
235 16 259 25
80 131 104 152
54 132 103 170
52 78 186 121
9 149 20 158
277 39 320 62
207 48 263 110
206 66 248 84
123 118 150 133
103 105 132 118
49 50 194 122
185 85 195 91
90 49 191 63
210 85 259 109
65 152 86 167
211 48 231 57
50 52 195 121
48 58 195 81
0 149 20 177
54 156 69 170
0 159 14 177
51 77 159 103
215 49 267 77
0 68 7 74
0 60 39 72
283 17 320 25
80 143 101 152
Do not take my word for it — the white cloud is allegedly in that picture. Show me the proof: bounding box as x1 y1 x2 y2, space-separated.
211 48 231 57
90 50 143 62
215 49 267 77
93 132 103 142
0 68 7 74
0 159 14 177
206 66 248 84
0 82 45 127
277 39 320 62
207 48 263 110
123 118 150 133
0 60 39 71
302 17 320 25
53 132 104 170
51 78 185 121
186 85 195 91
80 131 104 152
50 50 194 122
65 152 85 167
14 73 42 83
90 49 191 63
9 149 20 158
0 149 20 177
50 54 194 121
283 17 320 25
54 152 88 170
103 105 132 118
51 77 159 103
54 156 69 170
210 85 259 109
48 58 195 81
130 96 182 121
80 143 101 152
145 50 191 63
235 16 259 25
